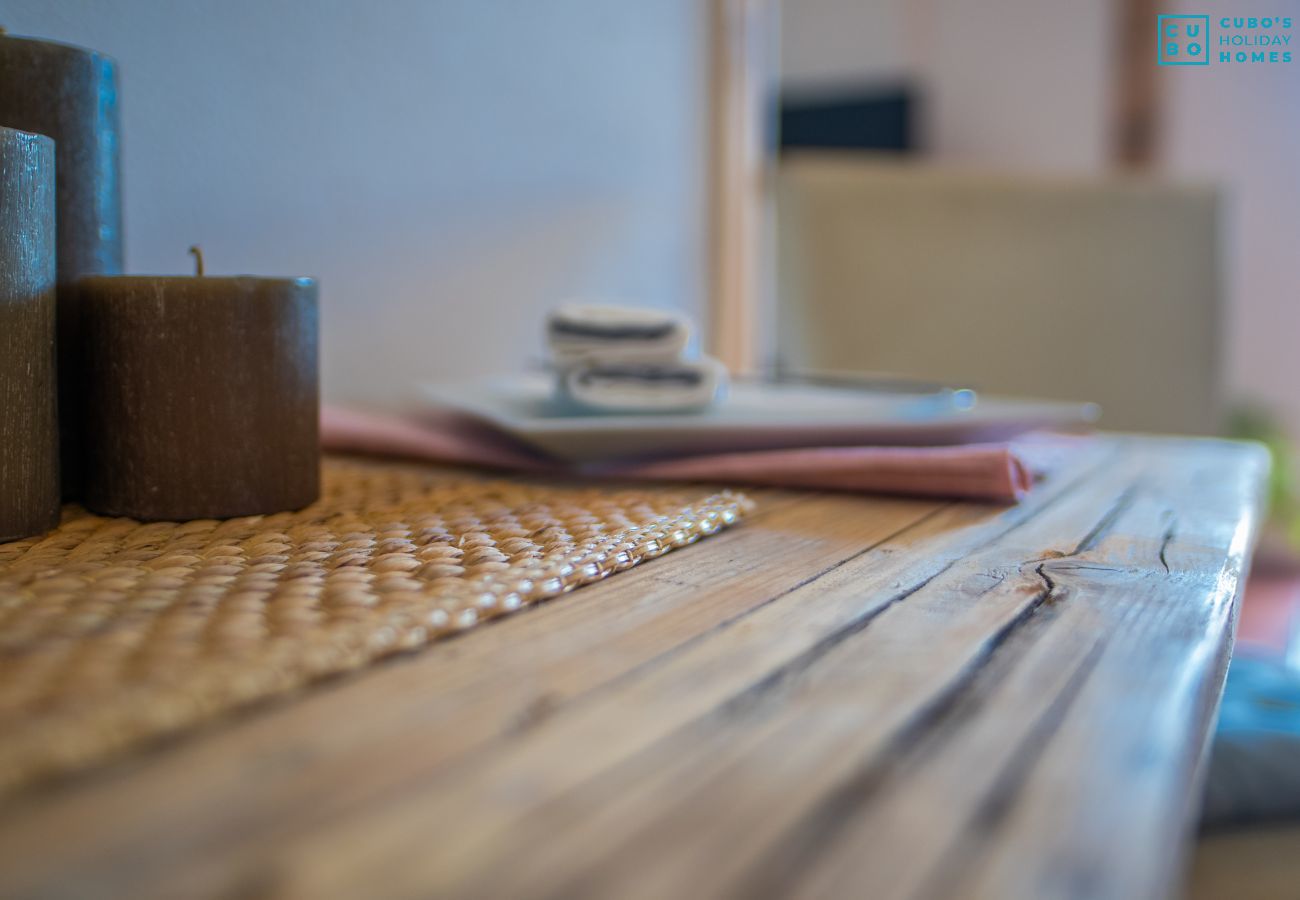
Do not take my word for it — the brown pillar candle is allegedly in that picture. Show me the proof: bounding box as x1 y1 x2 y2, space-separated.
78 251 320 521
0 126 59 542
0 29 124 498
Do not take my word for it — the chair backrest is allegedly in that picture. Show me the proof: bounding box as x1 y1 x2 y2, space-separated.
776 155 1223 435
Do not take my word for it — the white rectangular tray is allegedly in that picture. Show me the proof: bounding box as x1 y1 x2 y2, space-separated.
420 375 1099 463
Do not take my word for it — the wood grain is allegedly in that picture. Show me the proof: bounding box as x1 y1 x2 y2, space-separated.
1113 0 1161 168
0 438 1267 900
707 0 774 373
0 125 59 542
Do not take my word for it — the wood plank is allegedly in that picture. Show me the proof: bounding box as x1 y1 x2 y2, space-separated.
766 439 1265 900
213 446 1124 898
0 490 944 898
260 440 1258 900
341 443 1139 900
707 0 774 372
778 594 1109 899
0 438 1264 900
951 440 1266 900
1112 0 1162 168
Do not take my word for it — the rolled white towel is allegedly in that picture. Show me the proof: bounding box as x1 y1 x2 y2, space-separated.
559 357 728 414
547 303 690 366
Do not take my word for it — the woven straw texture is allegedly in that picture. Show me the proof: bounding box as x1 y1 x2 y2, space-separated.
0 457 750 794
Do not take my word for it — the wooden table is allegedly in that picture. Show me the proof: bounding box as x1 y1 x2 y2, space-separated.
0 437 1268 899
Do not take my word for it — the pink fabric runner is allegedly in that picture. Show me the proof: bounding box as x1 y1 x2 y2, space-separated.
320 406 1050 503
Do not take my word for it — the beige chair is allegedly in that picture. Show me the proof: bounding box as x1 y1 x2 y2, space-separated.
776 154 1224 434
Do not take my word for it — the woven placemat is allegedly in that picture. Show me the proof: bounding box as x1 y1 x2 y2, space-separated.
0 456 751 794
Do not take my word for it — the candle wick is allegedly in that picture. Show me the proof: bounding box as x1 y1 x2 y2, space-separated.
188 245 205 277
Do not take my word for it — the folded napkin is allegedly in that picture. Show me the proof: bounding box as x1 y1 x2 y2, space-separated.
321 406 1054 503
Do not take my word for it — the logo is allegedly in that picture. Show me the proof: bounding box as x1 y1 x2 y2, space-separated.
1158 15 1294 65
1158 15 1210 64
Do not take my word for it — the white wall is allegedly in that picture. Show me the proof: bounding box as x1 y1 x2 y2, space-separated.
1 0 709 409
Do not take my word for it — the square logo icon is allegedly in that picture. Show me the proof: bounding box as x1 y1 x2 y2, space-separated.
1158 15 1210 65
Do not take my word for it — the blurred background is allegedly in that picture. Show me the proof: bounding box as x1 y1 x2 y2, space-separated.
1 0 713 408
3 1 1299 893
774 0 1299 441
3 0 1295 435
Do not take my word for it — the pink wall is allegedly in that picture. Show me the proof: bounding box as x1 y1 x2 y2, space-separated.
1162 0 1300 435
782 0 1116 171
781 0 1300 434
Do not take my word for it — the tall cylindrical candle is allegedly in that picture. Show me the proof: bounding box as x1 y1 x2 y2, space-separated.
0 126 59 542
0 30 124 498
78 262 320 521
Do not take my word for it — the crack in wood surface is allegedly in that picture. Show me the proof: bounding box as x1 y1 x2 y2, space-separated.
727 484 1139 900
479 454 1140 899
703 458 1124 726
1159 513 1178 574
733 571 1064 900
322 449 1132 898
921 635 1108 900
1072 485 1138 554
